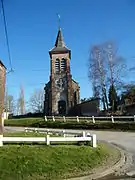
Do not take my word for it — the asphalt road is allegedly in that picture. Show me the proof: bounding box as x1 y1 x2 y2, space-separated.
4 126 135 180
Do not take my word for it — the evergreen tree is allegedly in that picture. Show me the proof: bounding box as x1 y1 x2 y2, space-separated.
108 84 118 111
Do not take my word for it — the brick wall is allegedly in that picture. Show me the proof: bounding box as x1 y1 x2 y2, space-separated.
0 61 6 133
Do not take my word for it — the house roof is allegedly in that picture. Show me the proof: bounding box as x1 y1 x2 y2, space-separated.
79 98 100 105
0 60 6 69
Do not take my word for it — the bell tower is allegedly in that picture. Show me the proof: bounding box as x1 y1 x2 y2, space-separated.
49 28 73 115
44 27 80 116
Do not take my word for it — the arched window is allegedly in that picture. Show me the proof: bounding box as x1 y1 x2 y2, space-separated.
61 58 66 72
55 58 60 73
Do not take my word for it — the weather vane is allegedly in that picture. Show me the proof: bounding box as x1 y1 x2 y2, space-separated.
57 13 61 29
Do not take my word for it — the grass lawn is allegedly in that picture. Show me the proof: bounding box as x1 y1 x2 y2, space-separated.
5 118 43 127
4 132 47 137
0 142 120 180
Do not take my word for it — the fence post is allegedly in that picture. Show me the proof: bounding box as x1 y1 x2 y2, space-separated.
63 116 66 122
92 116 95 123
46 134 50 145
0 135 3 147
44 116 47 122
62 130 66 137
111 116 114 123
87 132 91 137
34 128 38 133
82 131 86 137
52 116 55 122
47 129 49 134
92 134 97 148
76 116 79 123
134 115 135 122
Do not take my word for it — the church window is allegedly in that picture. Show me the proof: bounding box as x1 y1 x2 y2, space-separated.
55 58 60 73
61 58 66 72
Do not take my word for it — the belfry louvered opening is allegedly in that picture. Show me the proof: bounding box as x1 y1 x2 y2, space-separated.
55 58 60 72
61 58 66 72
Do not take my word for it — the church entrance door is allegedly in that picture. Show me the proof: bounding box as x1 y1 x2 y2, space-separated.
58 100 66 115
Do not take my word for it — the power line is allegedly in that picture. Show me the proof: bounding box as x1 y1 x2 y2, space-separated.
1 0 13 72
13 68 49 72
10 65 87 73
6 82 45 88
6 77 89 88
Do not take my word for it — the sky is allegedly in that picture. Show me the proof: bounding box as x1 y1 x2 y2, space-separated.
0 0 135 105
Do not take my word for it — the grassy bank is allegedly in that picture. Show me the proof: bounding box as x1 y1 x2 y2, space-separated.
3 132 46 137
4 118 135 131
0 142 119 180
5 118 42 127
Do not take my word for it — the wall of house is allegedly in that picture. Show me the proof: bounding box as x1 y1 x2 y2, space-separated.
0 62 6 131
68 99 99 116
80 100 99 116
2 112 9 120
125 104 135 115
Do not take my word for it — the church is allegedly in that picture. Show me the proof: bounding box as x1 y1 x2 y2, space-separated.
44 28 80 115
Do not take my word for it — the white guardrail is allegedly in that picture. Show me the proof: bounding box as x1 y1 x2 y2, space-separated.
25 128 85 137
44 115 135 123
0 131 97 148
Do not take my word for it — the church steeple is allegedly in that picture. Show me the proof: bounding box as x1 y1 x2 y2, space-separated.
55 28 65 47
44 20 80 116
49 28 71 58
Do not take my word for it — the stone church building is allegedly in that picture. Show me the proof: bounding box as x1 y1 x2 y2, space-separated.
44 28 80 115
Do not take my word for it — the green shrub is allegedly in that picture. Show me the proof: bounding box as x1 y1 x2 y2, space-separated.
4 118 135 132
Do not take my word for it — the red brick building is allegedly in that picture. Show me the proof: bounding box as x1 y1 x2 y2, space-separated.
44 28 80 115
0 60 6 133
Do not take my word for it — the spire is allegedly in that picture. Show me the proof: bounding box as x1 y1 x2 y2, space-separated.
49 15 71 58
57 13 61 30
55 28 65 47
49 28 70 55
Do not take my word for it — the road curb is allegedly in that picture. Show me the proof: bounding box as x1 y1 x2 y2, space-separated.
92 142 126 179
67 142 127 180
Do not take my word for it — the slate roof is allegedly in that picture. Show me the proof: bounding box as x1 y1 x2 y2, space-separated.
49 28 71 57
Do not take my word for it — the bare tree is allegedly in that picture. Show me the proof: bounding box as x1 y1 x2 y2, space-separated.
89 45 108 111
103 42 127 89
4 89 15 114
89 42 127 112
17 85 25 115
29 89 44 113
102 42 127 111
